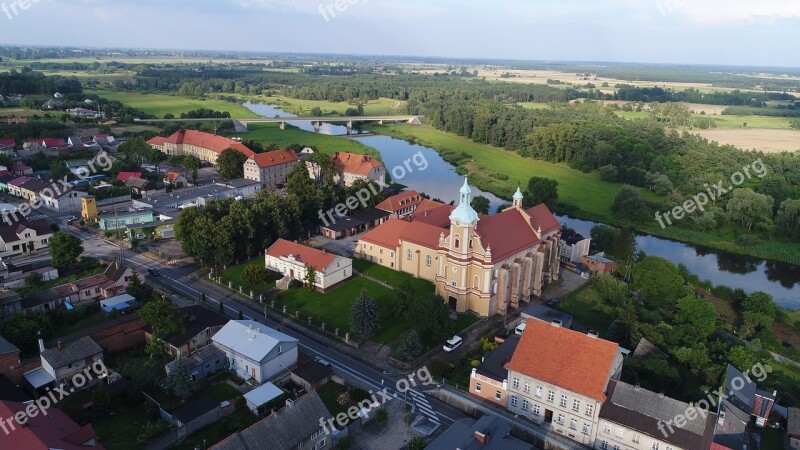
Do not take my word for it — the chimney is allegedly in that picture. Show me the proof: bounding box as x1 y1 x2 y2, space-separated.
474 431 489 444
57 341 64 350
286 398 294 408
587 330 598 338
38 337 45 353
550 319 562 328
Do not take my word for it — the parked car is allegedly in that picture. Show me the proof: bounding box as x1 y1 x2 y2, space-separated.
147 268 161 277
515 322 526 335
442 335 463 352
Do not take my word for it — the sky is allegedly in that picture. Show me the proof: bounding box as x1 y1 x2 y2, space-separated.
1 0 800 67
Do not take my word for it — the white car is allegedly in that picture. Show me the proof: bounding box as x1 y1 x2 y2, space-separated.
442 335 463 352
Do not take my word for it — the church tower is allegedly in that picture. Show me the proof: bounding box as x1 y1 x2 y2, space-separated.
513 187 524 208
448 177 479 258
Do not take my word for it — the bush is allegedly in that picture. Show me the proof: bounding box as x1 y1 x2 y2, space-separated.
470 360 480 368
242 265 269 284
373 407 388 424
137 420 168 443
336 436 352 449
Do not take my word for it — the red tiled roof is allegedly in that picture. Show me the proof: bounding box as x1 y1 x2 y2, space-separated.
116 172 142 183
473 204 560 263
10 164 31 172
525 204 561 234
506 319 619 402
250 149 299 168
405 203 455 228
0 401 104 449
332 152 382 176
164 172 184 183
0 138 15 147
41 138 66 148
266 239 337 270
376 190 424 213
360 217 448 250
147 129 255 158
7 176 31 187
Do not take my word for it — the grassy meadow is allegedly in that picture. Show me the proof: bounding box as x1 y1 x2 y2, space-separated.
86 89 260 118
234 122 379 157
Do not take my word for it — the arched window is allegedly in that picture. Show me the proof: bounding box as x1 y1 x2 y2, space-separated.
473 275 479 289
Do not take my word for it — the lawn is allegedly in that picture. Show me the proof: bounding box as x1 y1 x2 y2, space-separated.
367 123 656 224
193 379 241 403
555 283 614 337
234 122 379 157
94 405 155 450
85 89 260 118
315 381 372 418
352 259 434 294
221 257 281 293
0 107 46 117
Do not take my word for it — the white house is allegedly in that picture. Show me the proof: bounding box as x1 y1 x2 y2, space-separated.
211 320 298 384
265 239 352 291
559 231 590 264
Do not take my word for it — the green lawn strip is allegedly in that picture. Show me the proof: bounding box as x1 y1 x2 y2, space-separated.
220 257 280 293
555 284 614 337
193 380 241 403
93 406 154 450
175 408 258 450
233 122 380 158
352 259 434 294
85 89 260 118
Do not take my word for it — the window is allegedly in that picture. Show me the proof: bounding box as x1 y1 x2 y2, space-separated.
533 404 541 416
601 441 608 450
469 239 473 248
557 414 564 425
426 255 432 267
617 428 624 439
560 394 567 407
522 399 529 411
475 383 482 392
547 390 555 402
651 443 660 450
604 425 611 435
613 446 620 450
524 382 530 393
512 378 520 389
511 396 518 407
535 386 542 397
407 249 412 260
582 423 590 434
379 249 383 254
454 237 460 248
569 419 577 430
631 433 640 444
572 399 581 412
585 404 594 417
495 391 501 400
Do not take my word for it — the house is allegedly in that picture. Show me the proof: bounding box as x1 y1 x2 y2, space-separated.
25 261 138 308
376 190 426 218
243 149 299 189
0 219 54 258
40 138 67 149
9 164 32 176
358 182 561 317
308 151 385 187
788 407 800 450
2 266 59 290
0 290 22 320
265 239 352 291
18 178 52 203
0 401 104 449
126 218 177 240
211 320 298 384
42 99 63 110
469 335 520 406
173 344 227 383
505 318 624 446
145 305 226 358
40 187 89 214
6 176 31 196
0 174 14 194
68 107 100 119
116 171 142 183
100 293 136 314
67 136 87 147
211 391 332 450
125 176 152 197
559 230 590 264
98 210 155 231
163 171 188 188
0 139 15 152
93 135 115 146
243 382 284 415
0 336 21 381
426 415 534 450
319 208 390 240
28 336 103 389
711 365 777 450
597 380 717 450
147 129 255 165
582 254 618 275
290 360 333 391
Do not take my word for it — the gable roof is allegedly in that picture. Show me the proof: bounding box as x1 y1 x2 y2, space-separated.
211 320 297 363
265 239 338 271
116 172 142 183
405 202 455 228
7 176 31 187
147 129 255 158
41 336 102 369
359 217 449 250
376 190 425 213
103 261 131 283
211 391 330 450
332 151 382 176
426 416 533 450
0 219 52 244
164 171 185 183
0 139 15 148
0 401 103 449
600 380 716 450
249 149 299 168
157 305 227 347
125 176 150 189
788 407 800 436
476 335 520 382
41 138 66 148
0 335 19 355
505 318 619 402
474 204 559 263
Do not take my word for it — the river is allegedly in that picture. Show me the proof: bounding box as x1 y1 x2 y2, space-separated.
243 102 800 309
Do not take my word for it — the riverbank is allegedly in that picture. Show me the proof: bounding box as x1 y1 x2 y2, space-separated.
365 123 800 267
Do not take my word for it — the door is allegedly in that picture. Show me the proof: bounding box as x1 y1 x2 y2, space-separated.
544 409 553 423
448 296 458 311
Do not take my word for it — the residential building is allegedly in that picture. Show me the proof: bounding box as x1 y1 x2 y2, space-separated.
788 407 800 450
712 364 777 450
357 181 561 317
469 335 519 406
319 208 390 240
126 217 177 240
116 171 142 183
98 210 155 231
145 305 226 358
211 320 298 384
211 391 332 450
82 196 98 221
22 261 138 309
28 336 103 388
308 151 385 187
0 336 21 380
40 188 89 214
376 190 426 218
6 176 31 196
0 290 22 320
125 176 152 197
175 344 227 383
290 360 333 391
583 254 618 275
18 177 51 203
243 149 299 189
0 401 104 449
505 318 624 446
0 139 15 152
559 230 590 264
164 171 188 188
0 219 54 258
265 239 352 291
426 415 534 450
596 380 716 450
147 129 255 165
520 304 573 329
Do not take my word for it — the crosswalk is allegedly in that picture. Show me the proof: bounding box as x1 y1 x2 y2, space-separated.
407 389 440 425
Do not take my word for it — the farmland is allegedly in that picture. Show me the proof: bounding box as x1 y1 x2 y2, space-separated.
86 90 260 118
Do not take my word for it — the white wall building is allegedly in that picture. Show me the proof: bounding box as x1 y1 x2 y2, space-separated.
265 239 352 291
211 320 298 384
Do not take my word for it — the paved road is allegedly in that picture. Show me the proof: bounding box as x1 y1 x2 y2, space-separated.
65 223 468 430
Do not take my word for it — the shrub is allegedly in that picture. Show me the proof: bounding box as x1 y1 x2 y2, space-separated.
471 360 480 368
336 436 352 449
373 407 388 424
242 265 269 284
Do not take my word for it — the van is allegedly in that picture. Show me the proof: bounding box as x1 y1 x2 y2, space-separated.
515 322 526 335
442 335 463 352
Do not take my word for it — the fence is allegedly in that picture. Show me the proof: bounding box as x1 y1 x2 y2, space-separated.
97 195 132 206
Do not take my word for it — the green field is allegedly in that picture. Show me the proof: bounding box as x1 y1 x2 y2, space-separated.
86 90 260 118
0 107 45 117
517 102 557 110
235 122 380 157
615 110 798 130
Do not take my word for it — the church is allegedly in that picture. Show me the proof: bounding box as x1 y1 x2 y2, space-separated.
356 179 561 317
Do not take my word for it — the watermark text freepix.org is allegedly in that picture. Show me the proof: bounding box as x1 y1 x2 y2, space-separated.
2 0 51 20
319 0 366 22
0 360 108 435
654 158 767 229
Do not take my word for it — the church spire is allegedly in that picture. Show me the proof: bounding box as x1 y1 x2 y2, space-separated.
449 177 479 225
513 186 524 208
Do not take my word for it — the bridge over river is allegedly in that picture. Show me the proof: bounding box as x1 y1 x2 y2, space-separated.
135 115 422 134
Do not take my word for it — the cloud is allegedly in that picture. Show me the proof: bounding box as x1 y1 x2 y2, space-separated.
653 0 800 24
